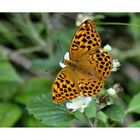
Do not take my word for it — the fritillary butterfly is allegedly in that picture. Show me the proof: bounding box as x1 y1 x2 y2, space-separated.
52 19 112 103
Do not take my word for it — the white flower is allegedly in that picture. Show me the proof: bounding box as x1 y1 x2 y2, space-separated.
66 96 92 113
76 14 94 26
106 83 123 98
59 52 70 68
107 88 117 97
64 52 70 60
59 61 66 68
111 59 121 72
113 83 123 93
103 44 112 52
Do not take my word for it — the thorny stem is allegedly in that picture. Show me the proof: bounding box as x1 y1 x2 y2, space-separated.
93 98 100 127
83 112 94 127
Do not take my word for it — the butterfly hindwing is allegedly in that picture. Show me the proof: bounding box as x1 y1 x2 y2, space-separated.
78 78 104 97
91 49 112 80
73 68 104 97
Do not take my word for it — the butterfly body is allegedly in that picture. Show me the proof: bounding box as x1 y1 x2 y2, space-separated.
52 19 112 103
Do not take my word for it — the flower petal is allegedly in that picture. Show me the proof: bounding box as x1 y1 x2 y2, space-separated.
59 61 67 68
107 88 117 97
103 44 112 52
66 96 92 113
111 59 121 72
64 52 70 60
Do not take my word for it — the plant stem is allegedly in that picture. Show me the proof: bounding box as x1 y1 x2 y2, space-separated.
96 22 140 28
83 112 94 127
0 45 51 77
93 98 100 127
16 46 46 54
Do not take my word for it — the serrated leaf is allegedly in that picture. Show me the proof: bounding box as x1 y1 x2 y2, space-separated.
0 103 22 127
0 61 22 82
102 104 125 121
23 116 47 127
15 77 52 105
127 91 140 114
128 121 140 127
27 94 75 126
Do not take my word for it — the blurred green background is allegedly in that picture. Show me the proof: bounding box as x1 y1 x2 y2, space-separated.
0 13 140 127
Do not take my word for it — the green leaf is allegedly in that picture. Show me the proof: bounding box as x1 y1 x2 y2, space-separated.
0 102 22 127
98 111 108 124
127 91 140 114
84 97 96 118
0 61 22 99
102 104 125 121
27 93 75 127
128 121 140 127
15 77 52 105
0 51 8 61
73 111 87 123
129 13 140 41
0 21 22 48
0 61 22 82
23 116 47 127
103 13 128 17
127 81 140 96
53 28 74 52
0 82 21 99
32 58 59 72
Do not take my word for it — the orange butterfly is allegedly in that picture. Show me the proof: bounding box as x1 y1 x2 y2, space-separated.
52 19 112 103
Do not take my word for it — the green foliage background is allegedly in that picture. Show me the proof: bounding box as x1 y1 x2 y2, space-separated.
0 13 140 127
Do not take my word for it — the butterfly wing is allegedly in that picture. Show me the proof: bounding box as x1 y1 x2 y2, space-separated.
52 66 79 103
52 19 112 103
76 49 112 80
69 19 112 80
70 19 101 61
91 49 112 80
73 68 104 97
52 66 105 103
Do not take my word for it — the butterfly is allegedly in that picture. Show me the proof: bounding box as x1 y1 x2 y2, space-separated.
52 19 112 103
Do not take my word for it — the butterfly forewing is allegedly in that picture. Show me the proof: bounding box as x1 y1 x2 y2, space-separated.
70 19 101 61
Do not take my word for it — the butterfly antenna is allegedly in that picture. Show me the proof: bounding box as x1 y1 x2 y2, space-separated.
57 39 63 53
45 64 58 72
56 39 65 61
